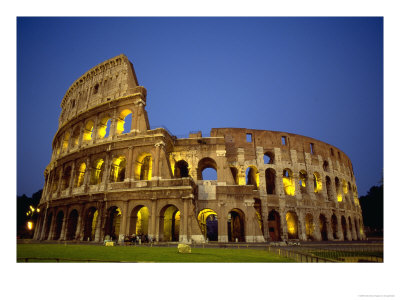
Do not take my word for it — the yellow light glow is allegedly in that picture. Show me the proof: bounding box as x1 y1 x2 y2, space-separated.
337 194 343 202
342 179 348 194
314 173 322 193
30 205 35 212
116 109 133 135
83 121 94 141
27 221 33 230
283 177 295 196
37 208 40 212
286 212 297 235
238 176 246 185
135 153 152 180
97 117 110 139
76 163 86 187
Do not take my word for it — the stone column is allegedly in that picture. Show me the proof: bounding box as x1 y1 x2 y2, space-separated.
83 156 91 191
298 211 307 241
68 161 76 196
326 216 334 241
91 115 99 143
74 206 83 241
280 209 288 241
101 152 111 190
56 165 64 197
149 199 157 241
39 206 49 240
182 198 189 243
218 206 228 243
78 122 85 148
293 173 302 201
337 216 344 241
110 108 118 138
119 201 129 243
307 174 316 200
94 203 104 242
60 206 70 241
125 146 134 181
313 213 322 241
153 143 161 179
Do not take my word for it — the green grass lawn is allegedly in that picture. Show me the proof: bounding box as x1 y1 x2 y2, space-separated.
17 244 294 263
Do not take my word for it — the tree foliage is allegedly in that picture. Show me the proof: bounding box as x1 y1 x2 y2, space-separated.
17 189 42 238
360 184 383 231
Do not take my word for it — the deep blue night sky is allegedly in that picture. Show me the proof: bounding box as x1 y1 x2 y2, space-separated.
17 17 383 197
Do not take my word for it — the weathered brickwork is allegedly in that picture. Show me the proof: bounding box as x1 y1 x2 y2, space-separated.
33 54 365 243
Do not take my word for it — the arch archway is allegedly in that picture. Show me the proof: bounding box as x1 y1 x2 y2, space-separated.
299 170 308 194
282 169 295 196
83 207 98 241
174 160 189 178
286 211 299 239
110 156 126 182
66 210 79 240
104 206 122 241
160 205 180 242
319 214 328 241
75 162 86 187
197 157 217 180
305 213 314 240
228 209 245 242
116 109 133 135
90 159 104 185
198 209 218 241
246 166 259 190
341 216 348 240
267 210 281 241
265 168 276 195
129 205 150 237
135 153 152 180
331 214 339 239
53 210 64 240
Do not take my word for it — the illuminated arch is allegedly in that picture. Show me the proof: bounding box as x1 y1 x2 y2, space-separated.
246 165 259 189
90 159 104 185
83 120 94 141
83 207 98 241
159 205 180 242
110 156 126 182
335 177 342 202
134 153 152 180
198 209 218 241
129 205 150 236
97 115 112 139
313 172 322 193
228 208 245 242
282 168 295 196
61 132 70 152
75 162 86 187
299 170 308 194
116 109 133 135
198 157 218 180
104 206 122 241
286 211 299 239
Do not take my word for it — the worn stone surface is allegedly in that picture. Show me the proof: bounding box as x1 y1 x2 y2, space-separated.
33 55 366 244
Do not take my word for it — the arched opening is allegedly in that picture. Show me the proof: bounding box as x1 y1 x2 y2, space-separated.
331 214 338 239
314 172 322 193
97 116 111 139
305 213 314 240
335 177 342 202
104 206 122 241
319 214 328 241
83 120 94 141
264 151 274 164
110 156 126 182
286 211 299 239
246 166 259 189
75 162 86 187
267 210 281 241
228 209 245 242
116 109 133 135
341 216 348 240
323 160 329 172
282 168 295 196
129 206 150 238
90 159 104 185
198 157 218 180
160 205 180 242
299 170 308 194
66 210 79 240
174 160 189 178
44 212 53 240
265 168 276 195
53 211 64 240
197 209 218 241
135 153 152 180
51 170 61 193
325 176 334 201
342 179 348 202
71 126 80 148
83 207 98 241
61 132 70 153
61 166 72 190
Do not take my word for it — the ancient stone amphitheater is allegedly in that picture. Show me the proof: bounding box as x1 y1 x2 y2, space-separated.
33 54 365 243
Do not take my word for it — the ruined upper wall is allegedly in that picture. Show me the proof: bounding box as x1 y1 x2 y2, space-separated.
58 54 139 128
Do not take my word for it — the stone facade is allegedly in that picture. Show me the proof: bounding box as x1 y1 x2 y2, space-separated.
33 54 365 243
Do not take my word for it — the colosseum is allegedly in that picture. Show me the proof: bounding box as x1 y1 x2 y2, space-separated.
33 54 365 244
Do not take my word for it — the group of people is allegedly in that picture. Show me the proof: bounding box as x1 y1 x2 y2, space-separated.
124 233 152 244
